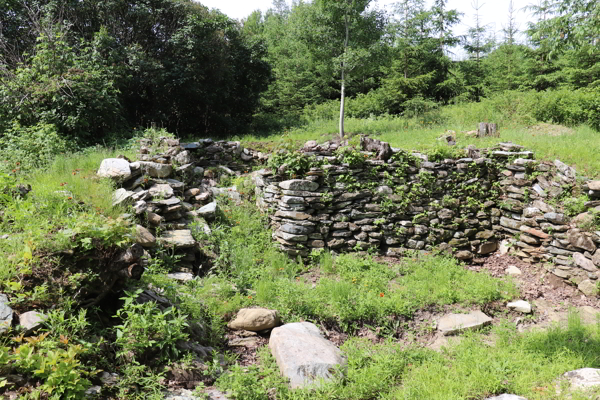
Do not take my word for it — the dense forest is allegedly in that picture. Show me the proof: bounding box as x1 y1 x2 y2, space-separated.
0 0 599 144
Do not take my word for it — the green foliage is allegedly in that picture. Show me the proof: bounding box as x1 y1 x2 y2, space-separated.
115 362 166 400
4 333 92 400
267 151 323 178
114 289 189 364
563 195 589 217
0 122 70 173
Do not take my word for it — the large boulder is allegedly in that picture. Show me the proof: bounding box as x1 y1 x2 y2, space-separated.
97 158 131 181
227 308 279 331
269 322 346 388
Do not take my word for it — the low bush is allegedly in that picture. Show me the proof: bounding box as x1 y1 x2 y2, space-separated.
0 122 71 173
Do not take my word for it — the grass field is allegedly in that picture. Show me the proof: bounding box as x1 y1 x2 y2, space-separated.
240 102 600 177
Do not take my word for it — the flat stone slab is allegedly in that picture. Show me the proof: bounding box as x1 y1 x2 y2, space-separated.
485 395 528 400
269 322 346 388
438 311 492 335
167 272 195 282
562 368 600 392
160 230 195 248
197 201 218 220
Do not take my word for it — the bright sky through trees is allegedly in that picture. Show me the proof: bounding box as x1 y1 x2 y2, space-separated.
196 0 531 48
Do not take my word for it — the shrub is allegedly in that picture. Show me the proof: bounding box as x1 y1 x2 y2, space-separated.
114 290 189 364
0 122 70 173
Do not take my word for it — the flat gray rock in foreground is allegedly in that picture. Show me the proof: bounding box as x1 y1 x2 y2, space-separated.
562 368 600 391
269 322 346 388
485 395 528 400
438 311 492 335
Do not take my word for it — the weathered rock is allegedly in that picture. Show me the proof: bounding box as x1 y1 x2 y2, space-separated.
587 180 600 191
505 265 522 276
191 217 212 236
227 308 279 331
507 300 532 314
277 232 308 242
568 231 597 253
478 242 498 254
174 150 191 165
544 212 566 225
485 395 528 400
578 279 598 296
0 294 13 333
500 217 522 230
455 250 473 260
110 189 134 207
561 368 600 393
136 225 156 248
197 201 218 220
97 158 132 181
149 184 174 198
438 311 492 335
275 211 312 220
161 230 195 248
554 159 576 179
19 311 46 334
280 224 314 235
269 322 346 388
167 272 195 282
138 161 173 178
133 200 147 214
279 180 319 192
519 225 550 239
147 212 164 226
573 252 597 272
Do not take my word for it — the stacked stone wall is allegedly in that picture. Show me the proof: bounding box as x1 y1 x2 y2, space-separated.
254 141 600 296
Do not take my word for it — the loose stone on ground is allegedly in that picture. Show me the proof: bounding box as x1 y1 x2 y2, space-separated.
437 311 493 335
227 308 280 331
269 322 347 388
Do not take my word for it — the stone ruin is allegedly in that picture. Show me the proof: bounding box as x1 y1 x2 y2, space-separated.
98 137 261 274
97 136 600 297
253 140 600 297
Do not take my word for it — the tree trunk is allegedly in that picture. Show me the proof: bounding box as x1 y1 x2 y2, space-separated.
339 13 350 140
477 122 488 137
339 70 345 139
488 123 498 137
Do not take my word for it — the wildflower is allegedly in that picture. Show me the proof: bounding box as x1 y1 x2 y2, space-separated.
247 296 253 300
15 162 20 166
11 169 16 173
72 172 77 175
279 268 284 271
379 293 384 297
68 197 73 200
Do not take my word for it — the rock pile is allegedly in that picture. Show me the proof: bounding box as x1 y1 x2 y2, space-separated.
99 137 258 274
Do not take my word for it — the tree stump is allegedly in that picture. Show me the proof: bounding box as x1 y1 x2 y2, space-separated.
477 123 499 138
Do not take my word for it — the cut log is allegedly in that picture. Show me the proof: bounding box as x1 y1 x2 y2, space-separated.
477 122 499 138
117 263 144 280
360 137 393 160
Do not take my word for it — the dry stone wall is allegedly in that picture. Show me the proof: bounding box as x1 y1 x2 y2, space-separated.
99 137 260 274
254 140 600 297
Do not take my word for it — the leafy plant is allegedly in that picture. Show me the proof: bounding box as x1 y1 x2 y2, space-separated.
114 290 189 364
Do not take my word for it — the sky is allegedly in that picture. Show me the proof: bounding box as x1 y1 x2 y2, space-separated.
196 0 535 46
